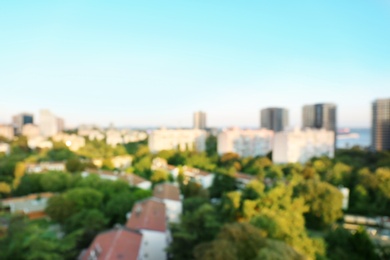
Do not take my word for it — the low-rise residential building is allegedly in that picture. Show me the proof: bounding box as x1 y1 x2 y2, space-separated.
111 155 133 169
26 162 66 173
106 129 124 147
151 157 168 171
52 133 86 151
27 136 53 149
126 174 152 190
122 130 148 143
126 199 168 260
81 227 143 260
0 143 10 155
0 125 14 140
273 128 335 164
82 169 152 190
22 123 40 138
153 183 182 223
0 193 53 219
217 128 274 157
148 128 207 153
169 166 215 189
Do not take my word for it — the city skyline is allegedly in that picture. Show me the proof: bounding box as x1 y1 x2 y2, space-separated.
1 1 389 128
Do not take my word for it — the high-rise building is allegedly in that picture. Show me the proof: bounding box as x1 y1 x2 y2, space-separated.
260 107 288 132
12 113 34 135
39 110 59 137
193 111 206 129
372 98 390 151
302 103 337 146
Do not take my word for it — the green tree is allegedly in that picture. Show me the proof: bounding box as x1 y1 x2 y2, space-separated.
66 158 85 173
168 204 222 260
325 227 379 260
295 180 343 229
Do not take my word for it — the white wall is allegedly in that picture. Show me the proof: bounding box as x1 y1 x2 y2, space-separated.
138 230 167 260
163 199 182 223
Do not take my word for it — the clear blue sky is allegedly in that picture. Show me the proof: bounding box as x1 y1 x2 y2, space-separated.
1 1 389 128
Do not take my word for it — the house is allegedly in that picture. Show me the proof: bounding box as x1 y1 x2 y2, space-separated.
81 227 143 260
126 199 168 260
25 162 64 173
25 162 66 173
111 155 133 169
235 172 256 189
153 183 182 223
0 193 53 219
168 166 215 189
83 169 152 190
126 174 152 190
151 157 168 171
0 143 10 155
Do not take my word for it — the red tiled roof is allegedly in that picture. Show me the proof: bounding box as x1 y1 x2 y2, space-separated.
82 227 142 260
0 192 53 203
126 199 166 232
153 183 181 201
235 172 256 180
125 174 148 186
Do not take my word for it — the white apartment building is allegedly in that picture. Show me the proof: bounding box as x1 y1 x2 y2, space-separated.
106 129 124 147
27 136 53 150
22 124 40 139
217 128 274 157
111 155 133 169
0 143 10 155
148 128 207 153
0 125 14 140
273 128 334 164
52 133 86 151
39 110 59 137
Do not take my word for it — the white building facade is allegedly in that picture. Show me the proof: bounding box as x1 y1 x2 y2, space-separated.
148 129 207 153
273 128 335 164
217 128 274 157
39 110 59 137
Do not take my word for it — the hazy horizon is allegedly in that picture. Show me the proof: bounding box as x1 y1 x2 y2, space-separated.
1 1 389 128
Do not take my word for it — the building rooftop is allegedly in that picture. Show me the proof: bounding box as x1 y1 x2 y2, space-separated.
126 199 166 232
82 227 142 260
1 193 53 215
153 183 181 201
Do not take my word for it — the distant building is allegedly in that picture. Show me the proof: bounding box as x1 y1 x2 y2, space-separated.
52 133 85 151
27 136 53 150
169 165 215 189
153 183 182 223
22 124 40 139
372 98 390 151
0 125 14 140
302 103 337 147
111 155 133 169
193 111 207 129
26 162 66 173
81 227 143 260
273 128 334 164
0 193 53 219
106 129 123 147
12 113 34 135
260 107 288 132
39 110 59 137
148 128 207 153
57 117 65 132
0 143 10 155
126 199 168 260
217 128 274 157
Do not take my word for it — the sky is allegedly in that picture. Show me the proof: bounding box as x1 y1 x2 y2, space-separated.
0 1 389 128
